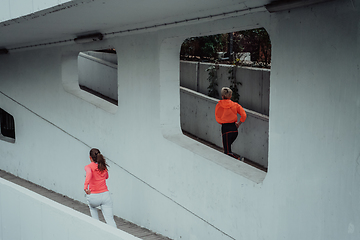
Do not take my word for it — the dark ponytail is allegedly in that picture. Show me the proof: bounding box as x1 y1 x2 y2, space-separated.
90 148 109 172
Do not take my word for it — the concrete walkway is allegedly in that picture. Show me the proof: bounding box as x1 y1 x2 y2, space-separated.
0 169 172 240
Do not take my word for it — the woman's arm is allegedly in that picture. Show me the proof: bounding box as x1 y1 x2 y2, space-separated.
84 165 92 194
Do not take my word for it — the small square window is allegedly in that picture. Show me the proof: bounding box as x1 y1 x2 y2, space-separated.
0 108 15 143
78 50 118 105
62 48 118 113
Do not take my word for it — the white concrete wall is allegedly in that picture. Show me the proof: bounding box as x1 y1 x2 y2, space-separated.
180 87 269 168
76 56 268 167
180 61 270 115
0 1 360 240
0 178 140 240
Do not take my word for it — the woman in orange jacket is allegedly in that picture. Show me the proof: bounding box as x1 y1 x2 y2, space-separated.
215 87 247 159
84 148 116 227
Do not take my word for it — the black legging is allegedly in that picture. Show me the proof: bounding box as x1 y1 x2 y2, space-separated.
221 122 238 158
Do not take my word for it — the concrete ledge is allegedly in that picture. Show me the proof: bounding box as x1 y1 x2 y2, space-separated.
0 135 15 143
163 132 266 184
79 52 117 69
0 178 140 240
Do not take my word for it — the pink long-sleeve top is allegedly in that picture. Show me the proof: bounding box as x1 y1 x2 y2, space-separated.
84 162 109 194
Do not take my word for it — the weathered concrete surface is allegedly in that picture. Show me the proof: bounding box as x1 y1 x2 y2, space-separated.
1 0 360 240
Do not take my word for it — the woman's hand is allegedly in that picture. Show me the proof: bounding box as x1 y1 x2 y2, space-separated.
84 189 91 195
235 121 242 128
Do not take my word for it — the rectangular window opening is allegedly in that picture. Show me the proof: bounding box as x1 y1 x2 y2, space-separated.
78 49 118 105
0 108 15 143
179 28 271 172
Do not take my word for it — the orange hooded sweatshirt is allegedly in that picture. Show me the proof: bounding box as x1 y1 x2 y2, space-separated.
215 99 247 124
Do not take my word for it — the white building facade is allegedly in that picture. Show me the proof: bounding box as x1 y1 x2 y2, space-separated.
0 0 360 239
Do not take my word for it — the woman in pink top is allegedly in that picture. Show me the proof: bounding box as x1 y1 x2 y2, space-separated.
84 148 116 227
